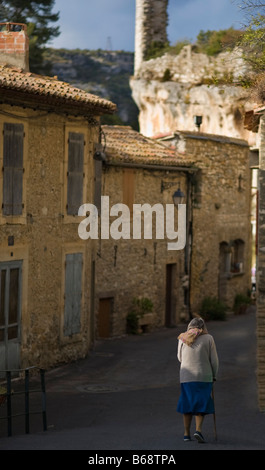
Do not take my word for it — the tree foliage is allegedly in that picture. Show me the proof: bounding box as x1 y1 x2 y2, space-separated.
234 0 265 71
0 0 60 74
145 28 242 61
196 28 243 56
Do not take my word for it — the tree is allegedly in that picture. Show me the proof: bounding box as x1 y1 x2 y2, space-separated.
234 0 265 72
0 0 60 74
196 28 242 56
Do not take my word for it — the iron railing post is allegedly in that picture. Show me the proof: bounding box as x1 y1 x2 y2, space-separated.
25 368 30 434
6 370 12 437
40 369 47 431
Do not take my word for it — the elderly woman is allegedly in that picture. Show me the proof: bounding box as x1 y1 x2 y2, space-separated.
177 317 219 443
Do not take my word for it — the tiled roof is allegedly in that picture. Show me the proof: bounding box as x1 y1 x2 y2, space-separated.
102 125 194 167
0 65 116 114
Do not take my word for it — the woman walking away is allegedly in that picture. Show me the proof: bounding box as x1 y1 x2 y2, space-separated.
177 317 219 443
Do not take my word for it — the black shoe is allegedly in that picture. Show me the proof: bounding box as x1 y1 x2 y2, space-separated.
194 431 205 443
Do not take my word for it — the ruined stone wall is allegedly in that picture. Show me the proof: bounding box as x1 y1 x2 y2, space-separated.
95 164 188 337
131 45 257 146
134 0 168 74
0 104 98 369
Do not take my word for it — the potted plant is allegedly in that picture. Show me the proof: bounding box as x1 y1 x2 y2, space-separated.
126 297 154 334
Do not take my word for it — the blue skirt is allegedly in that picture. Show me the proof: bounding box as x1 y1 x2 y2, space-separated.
177 382 214 415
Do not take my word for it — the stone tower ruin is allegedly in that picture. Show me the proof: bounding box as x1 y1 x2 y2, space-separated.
134 0 168 74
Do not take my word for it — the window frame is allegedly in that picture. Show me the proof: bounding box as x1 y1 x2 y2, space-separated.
219 239 245 277
0 118 28 225
230 239 245 274
0 260 23 344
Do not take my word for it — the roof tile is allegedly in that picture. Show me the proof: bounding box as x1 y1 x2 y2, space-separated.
0 65 116 113
102 125 194 167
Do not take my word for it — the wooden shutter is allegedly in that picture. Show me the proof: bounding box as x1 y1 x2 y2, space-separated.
64 253 83 336
67 132 84 215
3 123 24 216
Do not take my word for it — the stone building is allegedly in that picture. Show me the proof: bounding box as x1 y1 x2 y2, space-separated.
0 23 116 371
245 105 265 410
157 131 252 313
94 125 195 337
93 125 251 338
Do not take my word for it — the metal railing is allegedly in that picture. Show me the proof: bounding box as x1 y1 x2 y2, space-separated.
0 367 47 437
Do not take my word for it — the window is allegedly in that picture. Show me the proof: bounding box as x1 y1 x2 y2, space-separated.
2 123 24 216
219 240 245 275
64 253 83 336
66 132 84 215
230 239 244 273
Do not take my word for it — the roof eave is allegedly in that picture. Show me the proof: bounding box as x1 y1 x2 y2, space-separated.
0 86 116 116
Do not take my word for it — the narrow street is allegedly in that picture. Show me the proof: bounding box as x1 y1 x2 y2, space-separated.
0 307 264 450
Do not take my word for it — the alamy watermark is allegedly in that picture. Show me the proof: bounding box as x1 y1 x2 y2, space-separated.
78 196 186 251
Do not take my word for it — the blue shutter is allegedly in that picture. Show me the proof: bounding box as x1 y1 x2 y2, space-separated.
3 123 24 216
64 253 83 336
67 132 84 215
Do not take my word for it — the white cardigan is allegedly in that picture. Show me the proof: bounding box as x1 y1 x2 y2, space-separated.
177 334 219 383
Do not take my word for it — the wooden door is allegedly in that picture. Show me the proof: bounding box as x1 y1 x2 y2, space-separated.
98 298 113 338
218 242 229 303
165 263 177 327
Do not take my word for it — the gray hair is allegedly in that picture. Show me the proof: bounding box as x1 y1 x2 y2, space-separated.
187 317 205 330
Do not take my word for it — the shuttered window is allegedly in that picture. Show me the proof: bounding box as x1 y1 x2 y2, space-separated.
64 253 83 336
67 132 84 215
3 123 24 216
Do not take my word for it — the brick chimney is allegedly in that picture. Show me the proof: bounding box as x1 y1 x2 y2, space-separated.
0 23 29 72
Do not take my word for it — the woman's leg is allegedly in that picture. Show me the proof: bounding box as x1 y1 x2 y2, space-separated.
195 414 204 432
183 413 192 436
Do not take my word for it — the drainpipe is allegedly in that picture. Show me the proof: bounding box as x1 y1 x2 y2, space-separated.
186 172 193 320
